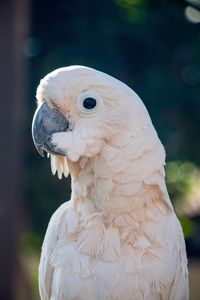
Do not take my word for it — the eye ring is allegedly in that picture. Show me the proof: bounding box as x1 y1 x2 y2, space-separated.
77 91 103 113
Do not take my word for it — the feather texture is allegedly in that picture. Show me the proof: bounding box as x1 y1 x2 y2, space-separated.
36 66 188 300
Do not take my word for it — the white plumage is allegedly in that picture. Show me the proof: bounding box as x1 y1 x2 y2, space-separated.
33 66 189 300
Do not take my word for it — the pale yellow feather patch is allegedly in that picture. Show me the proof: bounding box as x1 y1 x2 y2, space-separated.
50 155 69 179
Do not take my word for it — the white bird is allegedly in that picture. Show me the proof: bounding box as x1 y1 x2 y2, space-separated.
32 65 189 300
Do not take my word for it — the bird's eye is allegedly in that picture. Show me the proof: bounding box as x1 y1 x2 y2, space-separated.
77 91 103 113
82 97 97 110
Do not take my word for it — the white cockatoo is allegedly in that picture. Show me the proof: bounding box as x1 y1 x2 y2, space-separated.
32 66 189 300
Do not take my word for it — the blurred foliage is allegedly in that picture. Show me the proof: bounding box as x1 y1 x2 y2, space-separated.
19 249 40 300
166 161 200 238
166 161 200 218
178 216 195 239
115 0 149 23
24 0 200 259
166 161 198 201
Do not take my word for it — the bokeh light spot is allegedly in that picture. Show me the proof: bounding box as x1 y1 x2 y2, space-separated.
185 6 200 23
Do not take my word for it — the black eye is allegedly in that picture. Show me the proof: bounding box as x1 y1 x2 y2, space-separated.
82 97 97 110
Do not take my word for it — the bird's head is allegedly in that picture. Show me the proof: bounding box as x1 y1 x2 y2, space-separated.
32 65 161 180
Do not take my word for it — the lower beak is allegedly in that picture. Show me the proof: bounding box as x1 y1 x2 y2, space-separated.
32 101 69 157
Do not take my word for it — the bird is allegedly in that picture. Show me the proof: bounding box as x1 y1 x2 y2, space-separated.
32 65 189 300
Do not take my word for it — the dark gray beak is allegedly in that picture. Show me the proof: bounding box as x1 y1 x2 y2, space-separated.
32 102 69 157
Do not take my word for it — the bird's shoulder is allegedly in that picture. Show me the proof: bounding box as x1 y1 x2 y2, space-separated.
39 200 79 299
42 200 77 251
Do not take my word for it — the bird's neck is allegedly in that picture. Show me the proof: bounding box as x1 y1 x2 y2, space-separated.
68 142 170 216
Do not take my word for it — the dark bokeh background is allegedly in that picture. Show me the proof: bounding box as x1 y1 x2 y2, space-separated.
1 0 200 299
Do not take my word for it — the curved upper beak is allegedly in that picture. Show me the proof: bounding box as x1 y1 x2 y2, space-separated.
32 102 69 157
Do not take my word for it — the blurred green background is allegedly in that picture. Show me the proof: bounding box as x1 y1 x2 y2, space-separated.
1 0 200 299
